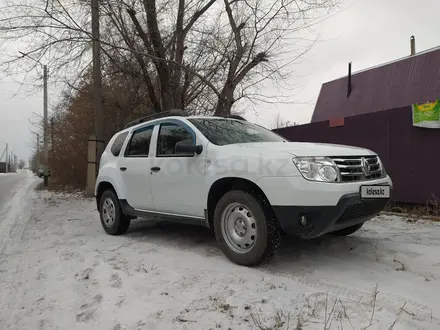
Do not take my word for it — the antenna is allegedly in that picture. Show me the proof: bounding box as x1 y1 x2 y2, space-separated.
410 35 416 55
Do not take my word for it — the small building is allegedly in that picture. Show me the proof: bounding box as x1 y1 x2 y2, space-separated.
275 37 440 204
312 38 440 123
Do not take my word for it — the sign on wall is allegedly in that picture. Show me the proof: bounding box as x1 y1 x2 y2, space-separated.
412 100 440 128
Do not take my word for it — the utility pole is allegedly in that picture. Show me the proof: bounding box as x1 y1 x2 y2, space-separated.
51 117 54 160
18 51 49 181
5 143 8 173
91 0 105 171
43 65 48 186
51 117 55 174
37 133 40 170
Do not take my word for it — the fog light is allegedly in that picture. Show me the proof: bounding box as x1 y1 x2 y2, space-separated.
299 214 308 226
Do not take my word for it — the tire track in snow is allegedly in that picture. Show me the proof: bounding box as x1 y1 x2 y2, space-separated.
0 172 40 328
0 172 39 256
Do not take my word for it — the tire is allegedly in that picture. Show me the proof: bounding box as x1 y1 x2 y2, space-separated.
99 190 131 235
330 222 364 236
213 190 281 266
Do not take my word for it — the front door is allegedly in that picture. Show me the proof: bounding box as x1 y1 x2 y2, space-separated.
150 121 206 218
118 125 155 211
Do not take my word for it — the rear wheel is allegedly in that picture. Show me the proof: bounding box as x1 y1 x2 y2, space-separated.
99 190 130 235
213 190 281 266
330 222 364 236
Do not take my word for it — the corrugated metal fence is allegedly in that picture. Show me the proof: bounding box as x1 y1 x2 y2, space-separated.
0 162 7 173
274 106 439 204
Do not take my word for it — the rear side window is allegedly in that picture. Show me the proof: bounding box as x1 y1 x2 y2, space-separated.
110 132 129 156
125 126 154 157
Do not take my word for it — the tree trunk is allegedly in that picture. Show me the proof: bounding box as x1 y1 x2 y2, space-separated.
214 83 235 117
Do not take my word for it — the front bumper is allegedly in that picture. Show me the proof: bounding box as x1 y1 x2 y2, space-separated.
272 192 390 239
256 175 393 206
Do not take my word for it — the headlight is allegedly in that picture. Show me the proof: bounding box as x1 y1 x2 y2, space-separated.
292 156 340 182
377 156 387 177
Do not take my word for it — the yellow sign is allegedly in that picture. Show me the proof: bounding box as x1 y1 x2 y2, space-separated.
412 100 440 128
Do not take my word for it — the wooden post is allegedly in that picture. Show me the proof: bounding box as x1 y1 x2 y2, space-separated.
87 135 97 197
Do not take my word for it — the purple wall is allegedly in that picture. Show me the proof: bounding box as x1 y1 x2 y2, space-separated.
274 106 439 204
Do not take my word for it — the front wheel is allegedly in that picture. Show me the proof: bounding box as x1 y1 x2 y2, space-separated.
99 190 131 235
213 190 281 266
330 222 364 236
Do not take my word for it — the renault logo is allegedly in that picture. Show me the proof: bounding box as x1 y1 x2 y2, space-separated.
361 157 371 176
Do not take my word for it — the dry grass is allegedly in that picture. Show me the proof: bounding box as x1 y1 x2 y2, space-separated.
34 175 87 196
248 285 409 330
250 308 291 330
383 194 440 221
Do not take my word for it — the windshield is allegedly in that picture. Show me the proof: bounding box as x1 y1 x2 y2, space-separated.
188 118 287 146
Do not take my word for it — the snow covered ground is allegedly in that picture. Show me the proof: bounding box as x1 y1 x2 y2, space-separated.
1 173 440 330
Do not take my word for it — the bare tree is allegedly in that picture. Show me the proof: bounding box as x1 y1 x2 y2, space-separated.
273 111 298 129
18 159 26 169
0 0 339 115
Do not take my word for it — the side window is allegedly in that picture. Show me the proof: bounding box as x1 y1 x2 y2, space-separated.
125 126 154 157
110 132 129 156
157 123 193 157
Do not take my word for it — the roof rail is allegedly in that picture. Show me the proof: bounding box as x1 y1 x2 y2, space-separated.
226 115 247 121
123 109 189 129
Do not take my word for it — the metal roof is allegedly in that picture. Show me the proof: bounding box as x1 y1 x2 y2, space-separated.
311 46 440 122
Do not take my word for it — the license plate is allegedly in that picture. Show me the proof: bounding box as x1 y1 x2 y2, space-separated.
360 185 391 199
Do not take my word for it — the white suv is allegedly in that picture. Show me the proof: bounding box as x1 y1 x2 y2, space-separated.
95 110 392 266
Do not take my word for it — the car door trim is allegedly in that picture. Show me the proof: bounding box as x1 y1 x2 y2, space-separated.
135 209 205 220
119 199 207 226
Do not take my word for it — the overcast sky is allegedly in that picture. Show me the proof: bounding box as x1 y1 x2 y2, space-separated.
1 0 439 163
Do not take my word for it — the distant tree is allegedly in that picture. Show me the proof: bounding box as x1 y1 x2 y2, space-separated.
18 159 25 169
273 112 298 129
45 66 155 189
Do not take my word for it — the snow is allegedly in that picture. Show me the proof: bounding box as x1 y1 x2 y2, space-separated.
1 177 440 329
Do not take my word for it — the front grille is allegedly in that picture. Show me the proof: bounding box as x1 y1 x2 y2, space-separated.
330 156 384 182
336 200 386 224
337 203 369 223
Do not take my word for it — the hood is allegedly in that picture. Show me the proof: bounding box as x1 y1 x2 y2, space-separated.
230 142 376 157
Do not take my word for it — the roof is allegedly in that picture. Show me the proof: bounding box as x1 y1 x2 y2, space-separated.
311 46 440 123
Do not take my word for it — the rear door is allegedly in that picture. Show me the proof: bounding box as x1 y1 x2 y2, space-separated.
118 125 155 211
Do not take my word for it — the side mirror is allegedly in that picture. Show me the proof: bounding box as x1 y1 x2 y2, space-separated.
175 139 203 155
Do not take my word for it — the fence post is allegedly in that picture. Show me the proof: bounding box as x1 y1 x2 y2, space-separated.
87 135 97 197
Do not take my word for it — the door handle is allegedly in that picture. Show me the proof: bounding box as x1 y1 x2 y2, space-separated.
150 166 161 172
120 167 127 172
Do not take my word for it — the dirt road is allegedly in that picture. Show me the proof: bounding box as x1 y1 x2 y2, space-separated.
0 171 29 213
